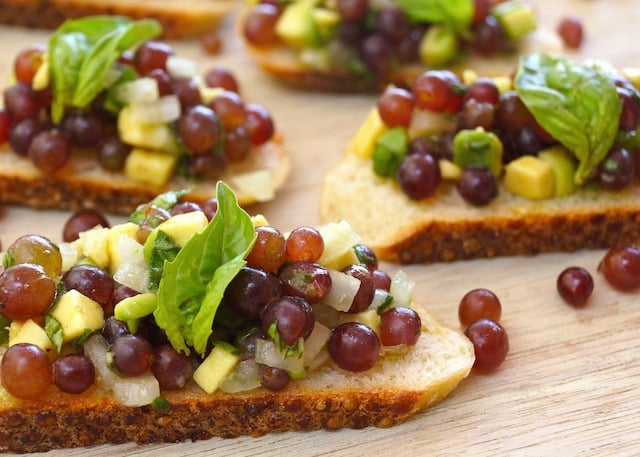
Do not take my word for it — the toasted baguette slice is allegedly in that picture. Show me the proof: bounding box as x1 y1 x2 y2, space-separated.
0 304 473 453
320 154 640 263
0 137 289 214
0 0 236 38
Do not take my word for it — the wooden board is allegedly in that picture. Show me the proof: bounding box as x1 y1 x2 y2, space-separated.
1 1 640 455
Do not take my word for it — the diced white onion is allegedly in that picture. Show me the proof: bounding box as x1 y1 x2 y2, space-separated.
112 236 149 292
389 270 415 308
58 242 80 272
126 95 181 125
407 108 456 139
320 269 361 312
370 288 392 310
114 77 159 104
254 338 304 374
303 322 331 370
166 55 198 79
219 359 261 393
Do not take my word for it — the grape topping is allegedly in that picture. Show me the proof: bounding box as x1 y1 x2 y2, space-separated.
0 189 431 401
0 19 276 190
243 0 538 85
369 57 640 205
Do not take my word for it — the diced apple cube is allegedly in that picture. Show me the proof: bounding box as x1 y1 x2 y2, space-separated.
348 107 388 158
316 220 361 270
76 226 110 268
9 319 56 358
52 289 104 342
156 211 209 247
193 344 241 394
124 148 178 187
106 222 140 275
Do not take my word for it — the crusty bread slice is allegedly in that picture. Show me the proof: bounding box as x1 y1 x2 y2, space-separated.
0 137 290 214
320 154 640 263
238 6 561 92
0 0 236 38
0 305 474 453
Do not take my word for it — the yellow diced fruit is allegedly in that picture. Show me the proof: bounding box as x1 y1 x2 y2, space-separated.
492 76 513 93
193 344 241 394
200 87 225 104
316 220 361 270
251 214 269 227
462 69 478 85
76 226 110 268
31 55 50 91
504 155 554 200
107 222 140 275
9 319 56 359
156 211 209 247
52 289 104 342
439 159 462 180
124 148 178 187
348 107 389 158
340 309 381 334
621 68 640 90
538 146 578 197
118 105 179 153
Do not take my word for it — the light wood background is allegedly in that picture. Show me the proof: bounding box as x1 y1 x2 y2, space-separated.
1 0 640 455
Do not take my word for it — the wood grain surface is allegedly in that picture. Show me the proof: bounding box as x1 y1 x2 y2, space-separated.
1 0 640 455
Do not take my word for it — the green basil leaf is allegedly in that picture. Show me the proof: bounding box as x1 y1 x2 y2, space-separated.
0 315 10 345
153 182 256 355
147 230 180 291
44 314 64 353
515 54 622 184
373 127 408 177
395 0 473 31
48 16 162 123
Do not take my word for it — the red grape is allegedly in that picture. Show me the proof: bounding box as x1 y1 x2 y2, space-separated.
464 318 509 372
557 15 584 49
458 288 502 327
557 266 594 308
286 226 324 262
1 343 53 399
328 322 380 372
598 245 640 292
379 306 421 346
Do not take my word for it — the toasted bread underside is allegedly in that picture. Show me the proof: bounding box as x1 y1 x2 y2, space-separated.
320 154 640 263
0 138 290 214
0 306 473 453
0 0 236 38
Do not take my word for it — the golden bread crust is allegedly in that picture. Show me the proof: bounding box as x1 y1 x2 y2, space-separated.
320 155 640 263
0 307 474 453
0 137 290 214
0 0 236 38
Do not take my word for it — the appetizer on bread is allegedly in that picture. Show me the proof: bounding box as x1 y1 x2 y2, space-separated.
0 182 474 453
0 16 289 214
320 54 640 263
240 0 540 91
0 0 237 38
